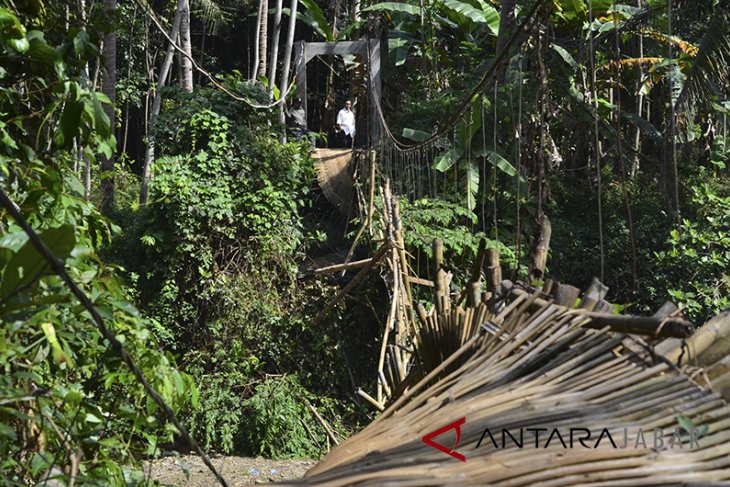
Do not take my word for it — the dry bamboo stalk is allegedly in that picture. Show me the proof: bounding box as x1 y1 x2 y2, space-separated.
663 311 730 365
341 153 378 270
530 213 551 280
580 276 609 310
457 238 487 305
377 269 399 403
486 247 502 295
393 199 414 326
467 282 481 308
510 288 693 338
407 275 434 287
309 243 389 328
432 238 443 278
312 257 373 275
554 283 580 307
367 150 376 234
375 328 486 424
378 370 392 398
394 342 406 382
356 388 384 411
304 400 340 446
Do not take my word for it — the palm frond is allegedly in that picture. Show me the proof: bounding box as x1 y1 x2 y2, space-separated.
596 56 664 74
676 8 730 109
193 0 232 35
640 29 699 57
298 0 334 41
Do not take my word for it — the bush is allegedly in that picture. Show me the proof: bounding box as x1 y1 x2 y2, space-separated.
0 7 191 483
110 79 374 457
653 180 730 321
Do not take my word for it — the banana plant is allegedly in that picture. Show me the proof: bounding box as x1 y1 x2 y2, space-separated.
405 101 516 212
363 0 500 69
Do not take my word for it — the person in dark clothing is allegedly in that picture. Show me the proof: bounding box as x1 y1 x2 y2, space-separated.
285 98 307 136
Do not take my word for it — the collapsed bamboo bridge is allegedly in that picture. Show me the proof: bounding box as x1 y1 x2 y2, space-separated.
299 148 730 485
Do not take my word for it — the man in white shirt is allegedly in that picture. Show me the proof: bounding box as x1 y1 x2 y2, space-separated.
336 99 356 148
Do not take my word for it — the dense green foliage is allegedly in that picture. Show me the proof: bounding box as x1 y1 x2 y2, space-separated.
2 0 730 483
0 5 192 484
110 80 375 458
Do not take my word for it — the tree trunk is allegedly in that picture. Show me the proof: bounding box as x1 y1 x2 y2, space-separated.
258 0 268 79
100 0 117 212
494 0 516 83
278 0 299 142
268 0 284 95
139 0 185 206
179 0 193 92
251 0 264 79
631 27 644 177
325 0 339 109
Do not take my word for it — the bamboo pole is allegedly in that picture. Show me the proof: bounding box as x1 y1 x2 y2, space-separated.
309 244 389 328
510 288 693 338
343 151 378 269
312 258 373 275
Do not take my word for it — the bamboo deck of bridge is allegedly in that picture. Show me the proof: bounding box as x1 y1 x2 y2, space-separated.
313 148 355 214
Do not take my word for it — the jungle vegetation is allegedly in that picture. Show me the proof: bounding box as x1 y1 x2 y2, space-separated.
1 0 729 484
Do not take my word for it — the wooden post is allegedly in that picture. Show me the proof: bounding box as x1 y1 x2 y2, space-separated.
580 276 609 311
530 214 551 281
486 248 502 295
554 283 581 308
432 239 445 314
367 150 376 234
393 199 414 327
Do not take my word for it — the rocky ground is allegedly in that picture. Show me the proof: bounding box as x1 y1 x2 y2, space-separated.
149 455 315 486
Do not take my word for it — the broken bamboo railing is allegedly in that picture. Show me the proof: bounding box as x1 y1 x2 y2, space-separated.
283 244 730 486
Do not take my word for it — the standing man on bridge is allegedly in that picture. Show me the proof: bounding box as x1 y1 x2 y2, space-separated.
336 99 356 148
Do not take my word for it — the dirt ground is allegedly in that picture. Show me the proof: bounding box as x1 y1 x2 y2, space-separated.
149 455 315 486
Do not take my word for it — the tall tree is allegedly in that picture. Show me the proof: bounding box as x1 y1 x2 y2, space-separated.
279 0 299 141
268 0 284 95
258 0 268 78
252 0 264 79
101 0 117 211
494 0 516 83
140 0 185 205
180 0 194 92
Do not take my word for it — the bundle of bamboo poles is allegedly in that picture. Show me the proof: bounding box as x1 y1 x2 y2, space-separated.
284 242 730 486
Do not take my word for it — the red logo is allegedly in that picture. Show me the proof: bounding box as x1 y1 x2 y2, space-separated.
422 417 467 462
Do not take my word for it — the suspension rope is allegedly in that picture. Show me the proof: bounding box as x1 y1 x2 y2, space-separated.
314 55 351 84
588 0 605 281
668 0 680 223
612 2 639 292
514 54 523 277
493 79 499 239
481 99 487 228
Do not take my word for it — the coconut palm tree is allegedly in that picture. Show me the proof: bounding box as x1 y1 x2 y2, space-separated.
180 0 194 92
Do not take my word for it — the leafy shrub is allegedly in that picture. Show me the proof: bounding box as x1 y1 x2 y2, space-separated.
108 79 374 457
398 198 518 278
240 375 323 459
0 7 191 484
654 181 730 321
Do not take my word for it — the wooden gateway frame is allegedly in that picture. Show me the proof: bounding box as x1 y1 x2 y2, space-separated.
293 38 382 144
